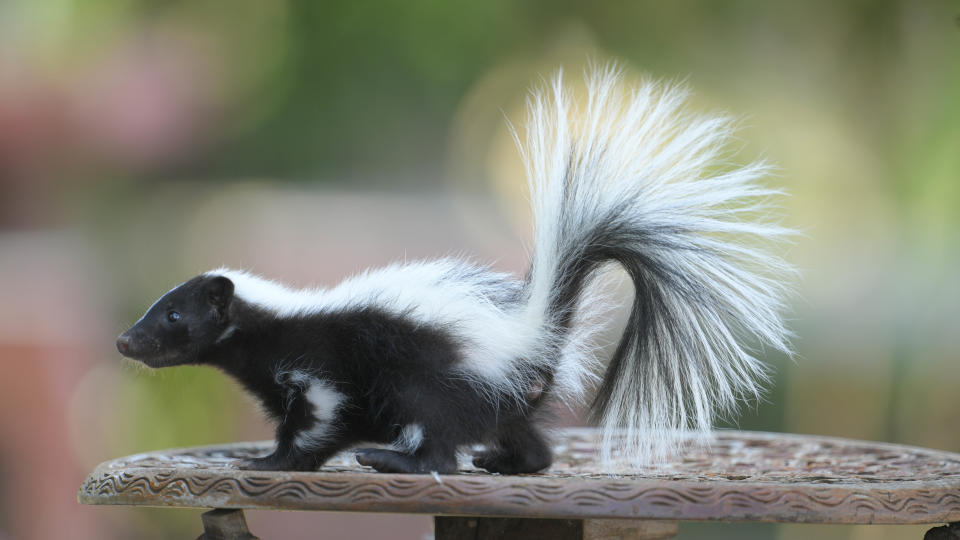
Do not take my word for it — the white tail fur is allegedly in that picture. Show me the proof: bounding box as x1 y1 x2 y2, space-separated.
517 65 795 464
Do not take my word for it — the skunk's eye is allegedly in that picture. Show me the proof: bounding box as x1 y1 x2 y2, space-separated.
167 311 181 323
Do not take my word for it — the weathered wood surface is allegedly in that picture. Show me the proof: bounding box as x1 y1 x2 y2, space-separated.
78 429 960 524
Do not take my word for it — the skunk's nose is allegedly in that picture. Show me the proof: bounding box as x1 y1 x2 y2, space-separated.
116 334 131 355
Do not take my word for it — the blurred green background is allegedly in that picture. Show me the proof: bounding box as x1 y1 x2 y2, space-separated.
0 1 957 539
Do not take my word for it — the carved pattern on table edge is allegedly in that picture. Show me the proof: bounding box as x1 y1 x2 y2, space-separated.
78 466 960 524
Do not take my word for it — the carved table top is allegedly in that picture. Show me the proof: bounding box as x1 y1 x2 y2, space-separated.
78 429 960 524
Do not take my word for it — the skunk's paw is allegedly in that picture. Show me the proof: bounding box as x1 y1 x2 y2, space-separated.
355 448 411 473
356 447 458 474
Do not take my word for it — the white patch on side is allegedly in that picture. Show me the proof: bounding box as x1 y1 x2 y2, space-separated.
392 424 425 453
292 377 344 451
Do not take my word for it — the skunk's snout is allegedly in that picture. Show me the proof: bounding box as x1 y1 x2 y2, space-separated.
116 334 132 356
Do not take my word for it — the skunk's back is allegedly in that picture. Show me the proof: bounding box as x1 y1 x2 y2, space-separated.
215 260 544 397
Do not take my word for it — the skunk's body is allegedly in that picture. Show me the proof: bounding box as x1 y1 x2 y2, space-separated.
117 68 793 474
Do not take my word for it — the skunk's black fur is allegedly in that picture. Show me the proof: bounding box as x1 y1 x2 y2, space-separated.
117 68 794 474
117 272 552 473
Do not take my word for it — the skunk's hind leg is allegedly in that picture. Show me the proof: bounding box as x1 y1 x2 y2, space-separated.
474 418 553 474
355 439 457 474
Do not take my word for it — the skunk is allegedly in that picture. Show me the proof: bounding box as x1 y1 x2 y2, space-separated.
116 67 793 474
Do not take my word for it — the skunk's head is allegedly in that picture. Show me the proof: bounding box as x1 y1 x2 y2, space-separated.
116 275 234 368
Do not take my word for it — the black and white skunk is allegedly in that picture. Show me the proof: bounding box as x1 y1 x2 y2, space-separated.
116 67 793 474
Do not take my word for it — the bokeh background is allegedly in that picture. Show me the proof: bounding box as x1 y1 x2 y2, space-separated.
1 1 958 539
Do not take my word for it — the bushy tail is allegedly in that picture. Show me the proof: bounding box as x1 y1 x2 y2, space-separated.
518 66 795 464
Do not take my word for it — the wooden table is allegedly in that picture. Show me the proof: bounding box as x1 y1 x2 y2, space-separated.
78 429 960 539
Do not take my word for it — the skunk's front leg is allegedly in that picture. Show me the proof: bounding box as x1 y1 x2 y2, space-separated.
236 426 344 472
237 375 347 471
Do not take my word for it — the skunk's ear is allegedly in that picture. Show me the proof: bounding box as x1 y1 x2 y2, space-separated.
206 276 235 310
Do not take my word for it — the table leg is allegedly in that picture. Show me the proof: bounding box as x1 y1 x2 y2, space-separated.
434 517 678 540
196 509 259 540
925 523 960 540
584 519 678 539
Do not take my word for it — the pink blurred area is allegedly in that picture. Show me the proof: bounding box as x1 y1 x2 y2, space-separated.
0 234 111 539
0 25 219 228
